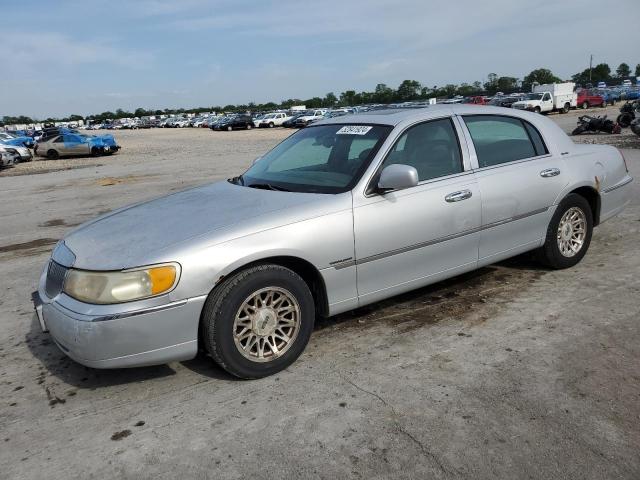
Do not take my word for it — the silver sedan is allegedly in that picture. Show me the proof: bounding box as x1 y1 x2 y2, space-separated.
34 105 633 378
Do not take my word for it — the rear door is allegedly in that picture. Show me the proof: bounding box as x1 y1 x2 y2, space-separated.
460 114 567 264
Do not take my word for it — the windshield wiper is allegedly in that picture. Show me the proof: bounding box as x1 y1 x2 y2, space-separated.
247 183 291 192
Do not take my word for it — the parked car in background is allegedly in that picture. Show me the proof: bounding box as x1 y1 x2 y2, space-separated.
593 88 619 105
256 112 291 128
576 90 606 109
0 131 35 148
512 82 577 113
173 118 190 128
0 146 18 167
597 81 607 89
489 95 526 108
35 133 120 159
462 96 488 105
0 144 32 162
282 113 306 128
622 79 632 88
213 114 254 131
294 109 327 127
33 105 632 378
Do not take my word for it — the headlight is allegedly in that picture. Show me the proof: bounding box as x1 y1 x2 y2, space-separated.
63 263 179 304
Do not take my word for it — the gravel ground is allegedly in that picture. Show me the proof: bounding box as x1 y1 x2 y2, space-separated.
0 113 639 480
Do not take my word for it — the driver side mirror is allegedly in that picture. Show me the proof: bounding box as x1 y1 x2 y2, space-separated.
377 164 419 193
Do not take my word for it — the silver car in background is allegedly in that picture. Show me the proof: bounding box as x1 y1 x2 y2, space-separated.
34 105 633 378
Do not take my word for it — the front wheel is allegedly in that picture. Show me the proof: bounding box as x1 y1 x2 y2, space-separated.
538 194 593 269
534 106 541 114
201 264 315 379
246 123 252 130
227 125 232 131
47 149 59 160
600 101 607 108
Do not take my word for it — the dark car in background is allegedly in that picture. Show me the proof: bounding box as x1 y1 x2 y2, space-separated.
282 113 306 128
489 95 525 108
213 114 254 131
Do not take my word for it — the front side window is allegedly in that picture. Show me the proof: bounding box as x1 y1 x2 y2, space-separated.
379 118 463 182
463 115 546 168
239 124 391 193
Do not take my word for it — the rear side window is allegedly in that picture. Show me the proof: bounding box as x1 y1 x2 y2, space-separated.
463 115 546 168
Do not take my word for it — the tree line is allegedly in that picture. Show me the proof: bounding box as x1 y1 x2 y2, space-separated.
3 62 638 126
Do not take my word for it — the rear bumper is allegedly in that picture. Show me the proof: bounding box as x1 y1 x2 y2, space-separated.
32 288 206 369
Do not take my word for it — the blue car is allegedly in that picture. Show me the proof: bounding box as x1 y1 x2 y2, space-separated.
0 131 35 148
34 132 120 159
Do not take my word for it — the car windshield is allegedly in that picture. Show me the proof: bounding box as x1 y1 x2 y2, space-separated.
526 93 543 100
238 124 392 194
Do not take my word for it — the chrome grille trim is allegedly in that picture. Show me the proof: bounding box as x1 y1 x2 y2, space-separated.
45 260 68 298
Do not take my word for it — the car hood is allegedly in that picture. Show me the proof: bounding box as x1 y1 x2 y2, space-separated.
62 180 342 270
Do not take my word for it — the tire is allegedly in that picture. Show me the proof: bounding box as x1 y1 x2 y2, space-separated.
47 149 58 160
268 122 274 128
91 147 101 157
246 123 252 130
201 264 315 379
538 193 593 269
227 126 232 131
600 101 607 108
571 126 586 136
562 103 570 114
582 102 589 109
617 113 633 128
534 106 541 114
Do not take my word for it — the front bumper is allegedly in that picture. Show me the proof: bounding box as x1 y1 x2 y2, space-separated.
32 286 206 369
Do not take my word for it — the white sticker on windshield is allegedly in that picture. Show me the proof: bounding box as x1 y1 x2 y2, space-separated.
336 125 373 135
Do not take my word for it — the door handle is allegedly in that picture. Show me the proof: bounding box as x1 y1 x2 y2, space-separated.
540 168 560 177
445 190 472 203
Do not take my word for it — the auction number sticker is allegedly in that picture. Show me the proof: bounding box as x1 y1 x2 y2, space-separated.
336 125 372 135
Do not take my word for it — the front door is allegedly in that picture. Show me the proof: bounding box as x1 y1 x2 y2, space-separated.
353 117 481 305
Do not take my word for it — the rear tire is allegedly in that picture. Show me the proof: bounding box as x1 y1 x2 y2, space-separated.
201 264 315 379
47 149 59 160
227 126 232 131
571 126 586 136
269 122 274 128
600 101 607 108
617 113 633 128
537 194 593 269
582 102 589 109
246 123 252 130
562 103 570 114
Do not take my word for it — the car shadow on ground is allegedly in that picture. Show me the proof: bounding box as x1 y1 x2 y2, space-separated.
25 252 548 386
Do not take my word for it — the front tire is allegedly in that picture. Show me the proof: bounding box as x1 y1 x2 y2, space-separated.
47 149 59 160
201 264 315 379
538 194 593 269
227 125 232 131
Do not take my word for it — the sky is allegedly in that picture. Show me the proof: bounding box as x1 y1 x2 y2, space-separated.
1 0 638 118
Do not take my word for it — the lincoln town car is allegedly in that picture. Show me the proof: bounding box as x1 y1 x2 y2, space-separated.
33 105 632 378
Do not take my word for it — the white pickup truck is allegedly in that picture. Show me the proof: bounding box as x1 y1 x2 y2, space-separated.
512 82 577 114
255 112 291 128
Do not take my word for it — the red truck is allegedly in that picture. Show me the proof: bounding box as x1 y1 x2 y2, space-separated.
462 96 488 105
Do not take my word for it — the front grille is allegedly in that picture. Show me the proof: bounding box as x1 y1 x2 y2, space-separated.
45 260 68 298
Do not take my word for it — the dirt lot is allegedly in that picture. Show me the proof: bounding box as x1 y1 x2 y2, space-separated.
1 109 639 479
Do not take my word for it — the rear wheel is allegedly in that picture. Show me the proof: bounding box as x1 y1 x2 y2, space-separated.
562 103 570 114
47 149 59 160
581 102 589 109
600 100 607 108
538 194 593 269
201 264 315 379
617 113 633 128
246 123 252 130
269 122 274 128
227 125 232 131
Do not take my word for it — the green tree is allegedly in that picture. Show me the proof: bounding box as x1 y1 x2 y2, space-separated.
522 68 561 91
396 79 421 101
616 63 631 78
373 83 394 103
324 92 337 106
635 64 640 77
572 63 611 85
484 73 498 93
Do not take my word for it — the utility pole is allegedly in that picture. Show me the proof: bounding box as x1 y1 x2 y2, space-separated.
589 54 593 83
